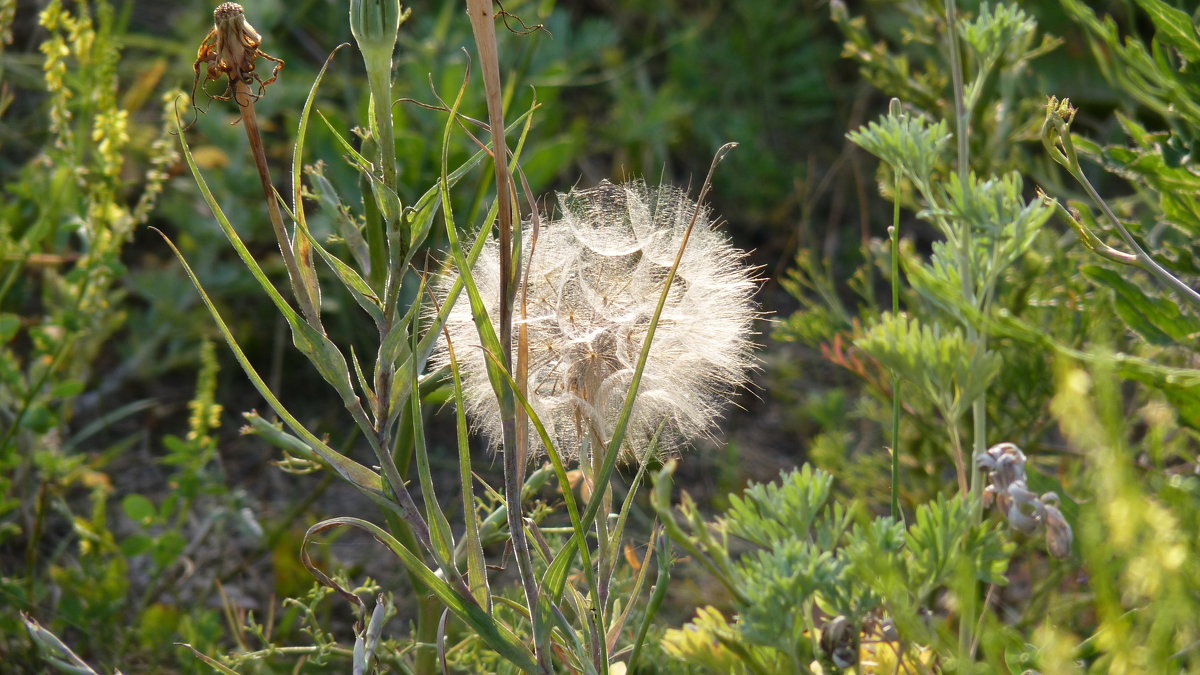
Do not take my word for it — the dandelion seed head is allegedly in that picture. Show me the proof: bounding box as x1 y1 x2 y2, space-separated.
435 180 759 464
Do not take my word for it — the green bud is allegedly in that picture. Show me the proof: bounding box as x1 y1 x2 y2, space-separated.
350 0 409 63
350 0 410 196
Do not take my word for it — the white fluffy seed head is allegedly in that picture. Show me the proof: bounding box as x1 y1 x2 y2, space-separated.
434 180 759 464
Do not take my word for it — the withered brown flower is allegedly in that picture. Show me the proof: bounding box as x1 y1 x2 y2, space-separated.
192 2 283 106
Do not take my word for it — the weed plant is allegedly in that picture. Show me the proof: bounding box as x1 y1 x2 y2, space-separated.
161 2 760 673
0 0 223 668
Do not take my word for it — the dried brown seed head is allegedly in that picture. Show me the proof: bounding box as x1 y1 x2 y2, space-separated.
189 1 283 117
214 2 244 21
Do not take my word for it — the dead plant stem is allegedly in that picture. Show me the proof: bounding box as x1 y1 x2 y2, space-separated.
465 1 547 671
235 79 322 332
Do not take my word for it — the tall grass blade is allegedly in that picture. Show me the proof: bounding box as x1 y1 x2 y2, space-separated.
437 307 491 609
409 322 456 567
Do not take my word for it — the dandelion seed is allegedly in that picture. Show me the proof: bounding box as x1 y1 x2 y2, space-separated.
436 180 759 464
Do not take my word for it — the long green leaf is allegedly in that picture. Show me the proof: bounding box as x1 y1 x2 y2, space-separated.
176 115 372 435
409 320 456 568
302 517 537 671
441 319 491 609
154 230 390 507
292 45 385 327
431 70 511 485
547 145 739 599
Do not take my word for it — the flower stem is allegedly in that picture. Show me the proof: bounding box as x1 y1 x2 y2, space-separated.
1044 112 1200 308
364 66 397 293
889 176 902 522
236 79 322 332
943 0 984 504
465 1 546 671
944 5 984 663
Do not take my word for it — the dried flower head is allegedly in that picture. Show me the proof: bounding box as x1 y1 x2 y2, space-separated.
436 180 759 464
192 2 283 106
976 442 1074 558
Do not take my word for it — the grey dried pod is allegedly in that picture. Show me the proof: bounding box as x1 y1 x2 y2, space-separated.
1043 497 1074 559
436 180 759 464
976 442 1074 559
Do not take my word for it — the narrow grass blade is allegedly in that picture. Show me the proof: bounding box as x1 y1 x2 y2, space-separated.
409 322 457 568
562 582 600 672
626 532 671 672
436 305 491 609
291 45 384 327
292 44 350 238
435 83 510 409
582 144 738 541
547 604 599 675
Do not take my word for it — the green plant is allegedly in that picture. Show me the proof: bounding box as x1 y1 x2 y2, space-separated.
171 2 759 673
0 0 193 667
653 463 1010 673
764 0 1200 671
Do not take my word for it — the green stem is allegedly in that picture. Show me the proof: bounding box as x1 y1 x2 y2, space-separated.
1071 164 1200 308
366 65 397 193
364 63 404 300
1042 104 1200 308
943 0 985 502
889 176 902 521
945 6 985 663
